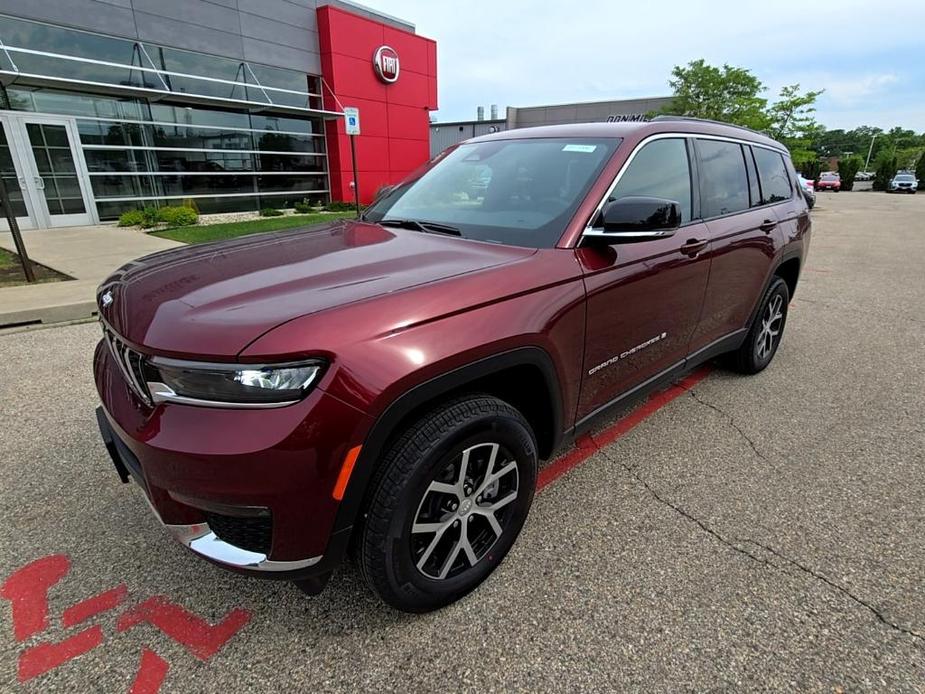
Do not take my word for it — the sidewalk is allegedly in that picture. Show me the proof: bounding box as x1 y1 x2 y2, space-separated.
0 225 182 327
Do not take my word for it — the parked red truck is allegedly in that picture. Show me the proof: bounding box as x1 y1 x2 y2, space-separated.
95 117 810 612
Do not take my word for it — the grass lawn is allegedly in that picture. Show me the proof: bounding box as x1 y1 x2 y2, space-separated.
151 211 357 244
0 247 70 287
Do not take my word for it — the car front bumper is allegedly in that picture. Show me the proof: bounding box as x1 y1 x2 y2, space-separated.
93 339 371 582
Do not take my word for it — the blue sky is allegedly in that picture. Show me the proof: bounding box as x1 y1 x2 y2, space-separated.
384 0 925 132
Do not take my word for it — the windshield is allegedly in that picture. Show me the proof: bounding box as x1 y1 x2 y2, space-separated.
821 173 838 179
363 137 620 248
895 174 915 181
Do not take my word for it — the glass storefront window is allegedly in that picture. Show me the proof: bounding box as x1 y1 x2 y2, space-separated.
0 13 333 221
0 16 321 110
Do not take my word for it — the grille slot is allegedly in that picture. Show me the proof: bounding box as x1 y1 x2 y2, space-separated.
205 513 273 555
103 325 151 405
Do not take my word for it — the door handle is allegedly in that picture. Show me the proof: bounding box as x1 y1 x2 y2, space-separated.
33 176 45 190
680 238 708 257
759 219 777 233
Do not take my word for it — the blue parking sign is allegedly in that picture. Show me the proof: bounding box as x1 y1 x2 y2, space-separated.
344 107 361 135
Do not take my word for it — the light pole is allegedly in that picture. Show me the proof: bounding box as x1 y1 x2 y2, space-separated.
864 134 877 171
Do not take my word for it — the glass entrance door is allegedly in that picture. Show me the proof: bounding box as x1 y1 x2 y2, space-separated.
0 114 95 229
0 122 36 230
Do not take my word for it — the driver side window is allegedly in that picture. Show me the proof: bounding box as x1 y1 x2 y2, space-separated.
609 138 693 224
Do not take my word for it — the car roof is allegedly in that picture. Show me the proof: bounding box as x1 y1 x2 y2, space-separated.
465 118 789 153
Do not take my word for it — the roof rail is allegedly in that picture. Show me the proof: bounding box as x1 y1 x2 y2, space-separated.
650 115 771 138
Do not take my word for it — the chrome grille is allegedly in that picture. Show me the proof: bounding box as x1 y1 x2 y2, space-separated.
102 325 151 405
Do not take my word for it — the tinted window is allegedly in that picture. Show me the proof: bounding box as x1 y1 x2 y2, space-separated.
608 138 692 223
752 147 792 204
697 139 749 218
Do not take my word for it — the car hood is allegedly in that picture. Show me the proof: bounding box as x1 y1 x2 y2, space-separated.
98 220 536 356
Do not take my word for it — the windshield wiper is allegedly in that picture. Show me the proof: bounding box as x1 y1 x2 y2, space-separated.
379 218 462 236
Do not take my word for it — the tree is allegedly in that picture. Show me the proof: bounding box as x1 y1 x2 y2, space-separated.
872 150 898 191
660 61 823 164
660 59 769 130
916 153 925 191
766 84 825 144
837 155 863 191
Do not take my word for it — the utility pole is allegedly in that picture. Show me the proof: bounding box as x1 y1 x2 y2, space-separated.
865 134 878 171
0 177 35 283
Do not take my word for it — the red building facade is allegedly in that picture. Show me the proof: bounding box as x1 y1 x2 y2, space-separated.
317 6 438 204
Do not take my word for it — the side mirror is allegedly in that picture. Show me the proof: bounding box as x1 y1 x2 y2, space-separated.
585 196 681 243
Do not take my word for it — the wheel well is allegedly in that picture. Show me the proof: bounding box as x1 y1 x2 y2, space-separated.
381 363 559 462
775 257 801 298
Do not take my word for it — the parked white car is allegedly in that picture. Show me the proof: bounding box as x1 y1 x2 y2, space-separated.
889 173 918 193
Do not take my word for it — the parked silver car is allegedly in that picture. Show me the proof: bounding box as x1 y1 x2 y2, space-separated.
889 173 918 193
798 175 816 208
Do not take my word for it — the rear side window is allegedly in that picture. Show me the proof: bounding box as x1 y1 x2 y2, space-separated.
752 147 792 204
696 139 749 218
608 138 692 223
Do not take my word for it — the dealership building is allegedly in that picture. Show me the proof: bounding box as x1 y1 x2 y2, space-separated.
0 0 436 228
429 96 673 157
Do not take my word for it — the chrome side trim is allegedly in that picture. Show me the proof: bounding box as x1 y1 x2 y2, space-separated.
581 131 794 239
146 381 299 409
164 523 322 572
130 480 321 572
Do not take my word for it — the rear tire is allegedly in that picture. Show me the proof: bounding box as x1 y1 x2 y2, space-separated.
728 277 790 374
358 395 537 612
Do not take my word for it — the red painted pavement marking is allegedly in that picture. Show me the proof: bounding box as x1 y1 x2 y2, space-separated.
117 596 250 661
17 625 104 682
130 649 169 694
0 554 70 641
62 584 129 628
538 367 712 491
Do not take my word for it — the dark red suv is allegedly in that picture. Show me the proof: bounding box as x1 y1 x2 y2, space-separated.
95 118 810 612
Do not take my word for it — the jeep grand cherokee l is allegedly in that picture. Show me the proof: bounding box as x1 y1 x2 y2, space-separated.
95 117 810 612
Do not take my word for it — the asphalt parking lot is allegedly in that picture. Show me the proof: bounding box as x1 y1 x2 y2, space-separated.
1 191 923 692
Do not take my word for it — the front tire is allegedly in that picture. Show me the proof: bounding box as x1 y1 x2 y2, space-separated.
729 277 790 374
358 395 537 612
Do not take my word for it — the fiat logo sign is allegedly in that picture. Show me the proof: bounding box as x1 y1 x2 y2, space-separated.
373 46 400 84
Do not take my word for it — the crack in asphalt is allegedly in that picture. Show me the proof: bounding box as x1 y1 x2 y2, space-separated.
681 387 772 466
601 445 924 645
736 537 925 643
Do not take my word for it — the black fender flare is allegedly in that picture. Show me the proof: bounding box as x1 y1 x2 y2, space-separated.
318 346 564 569
746 250 803 331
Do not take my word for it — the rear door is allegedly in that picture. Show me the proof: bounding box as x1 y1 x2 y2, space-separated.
576 136 711 419
687 138 780 354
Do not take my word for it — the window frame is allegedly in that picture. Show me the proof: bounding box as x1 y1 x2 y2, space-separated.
581 132 796 240
585 133 700 232
750 145 794 206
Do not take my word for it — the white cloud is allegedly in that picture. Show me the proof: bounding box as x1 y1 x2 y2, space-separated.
382 0 925 130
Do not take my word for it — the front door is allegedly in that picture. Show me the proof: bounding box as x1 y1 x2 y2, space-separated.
0 114 95 230
0 121 37 230
576 136 711 420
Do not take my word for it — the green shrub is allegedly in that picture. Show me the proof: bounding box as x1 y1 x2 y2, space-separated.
157 205 199 227
872 151 898 191
293 198 315 214
916 153 925 191
260 207 284 217
117 209 146 227
139 206 161 228
324 200 357 212
837 155 862 192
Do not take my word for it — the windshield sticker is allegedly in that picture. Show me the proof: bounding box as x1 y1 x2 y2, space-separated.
562 144 597 153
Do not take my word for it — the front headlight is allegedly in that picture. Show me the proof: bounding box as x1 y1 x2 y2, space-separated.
144 357 325 408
